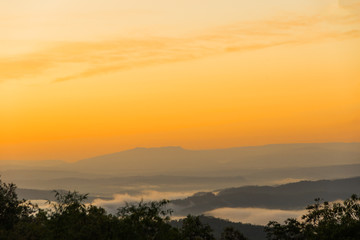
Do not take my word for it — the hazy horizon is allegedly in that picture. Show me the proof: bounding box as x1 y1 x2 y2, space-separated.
0 141 359 162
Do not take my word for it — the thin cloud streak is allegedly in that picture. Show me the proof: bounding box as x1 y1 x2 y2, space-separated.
0 7 359 84
205 207 306 226
204 198 348 225
92 190 197 214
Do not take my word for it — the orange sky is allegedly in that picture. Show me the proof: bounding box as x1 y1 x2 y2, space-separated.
1 0 360 161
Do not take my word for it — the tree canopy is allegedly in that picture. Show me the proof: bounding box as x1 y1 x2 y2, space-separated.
0 177 243 240
265 194 360 240
0 177 359 240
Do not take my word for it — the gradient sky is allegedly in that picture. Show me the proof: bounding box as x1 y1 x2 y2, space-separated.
1 0 360 161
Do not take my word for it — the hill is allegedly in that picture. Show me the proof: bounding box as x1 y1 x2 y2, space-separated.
171 216 266 240
171 176 360 215
71 143 360 175
2 142 359 197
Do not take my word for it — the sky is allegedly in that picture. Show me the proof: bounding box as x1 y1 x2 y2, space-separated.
1 0 360 161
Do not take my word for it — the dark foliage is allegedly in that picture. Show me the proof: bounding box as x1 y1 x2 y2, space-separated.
0 178 249 240
1 177 359 240
171 216 265 240
116 200 179 240
265 194 360 240
220 227 248 240
180 215 215 240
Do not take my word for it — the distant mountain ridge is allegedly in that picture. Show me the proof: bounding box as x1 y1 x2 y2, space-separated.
2 142 359 197
71 142 360 175
2 143 359 175
15 176 360 213
171 216 266 240
171 176 360 215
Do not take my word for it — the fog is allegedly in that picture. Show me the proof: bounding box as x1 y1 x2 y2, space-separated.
205 207 306 226
92 190 197 214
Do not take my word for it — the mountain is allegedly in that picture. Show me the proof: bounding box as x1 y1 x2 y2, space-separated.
11 175 246 197
2 143 359 196
70 142 360 176
171 177 360 215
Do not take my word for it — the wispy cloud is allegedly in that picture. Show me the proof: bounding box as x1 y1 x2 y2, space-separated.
204 197 349 225
271 178 308 185
205 207 306 226
1 7 359 84
339 0 360 9
92 190 196 214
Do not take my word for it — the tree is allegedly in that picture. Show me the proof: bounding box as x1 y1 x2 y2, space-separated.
46 190 116 240
181 215 215 240
265 218 303 240
0 178 22 231
0 178 40 239
117 199 179 240
220 227 248 240
265 194 360 240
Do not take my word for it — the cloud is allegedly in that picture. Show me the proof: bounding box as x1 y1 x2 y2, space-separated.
29 197 348 226
1 7 359 84
271 178 308 185
205 207 306 226
339 0 360 8
204 198 348 225
92 190 196 214
0 58 52 81
29 199 53 209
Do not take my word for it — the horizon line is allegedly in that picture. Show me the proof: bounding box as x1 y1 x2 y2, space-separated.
1 141 359 163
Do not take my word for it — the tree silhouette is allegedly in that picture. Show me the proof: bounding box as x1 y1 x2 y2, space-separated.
181 215 215 240
1 176 358 240
117 199 179 240
221 227 248 240
0 178 39 239
265 194 360 240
